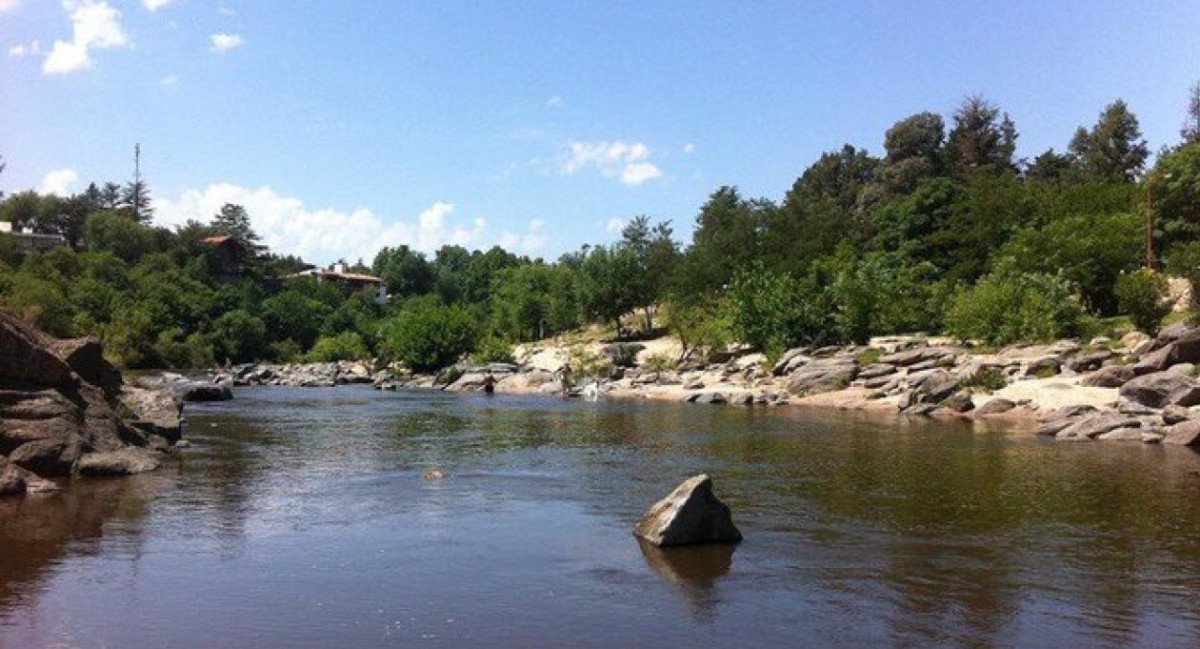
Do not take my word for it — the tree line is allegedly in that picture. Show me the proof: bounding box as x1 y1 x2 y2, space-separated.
3 86 1200 371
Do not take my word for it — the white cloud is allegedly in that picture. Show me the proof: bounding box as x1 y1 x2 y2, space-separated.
545 95 563 108
0 0 22 13
605 217 625 234
152 183 536 264
561 140 662 186
210 32 244 53
38 168 79 196
217 6 236 16
8 40 40 57
43 0 128 75
160 73 177 86
142 0 173 11
682 142 695 154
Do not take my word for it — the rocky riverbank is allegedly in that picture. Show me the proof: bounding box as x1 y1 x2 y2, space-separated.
205 322 1200 447
1 312 191 497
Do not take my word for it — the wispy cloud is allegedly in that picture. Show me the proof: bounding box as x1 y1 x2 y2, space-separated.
561 140 663 186
605 217 626 234
210 32 244 53
142 0 173 11
545 95 564 108
43 0 128 75
682 142 695 154
0 0 23 13
8 40 40 57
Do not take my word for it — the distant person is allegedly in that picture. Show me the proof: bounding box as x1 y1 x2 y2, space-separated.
482 369 496 395
558 363 573 396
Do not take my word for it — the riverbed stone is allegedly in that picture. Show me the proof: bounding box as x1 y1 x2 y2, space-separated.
880 346 953 368
75 448 162 476
942 391 975 412
858 363 897 380
1162 404 1196 425
1096 427 1151 442
1118 372 1200 409
182 384 233 402
975 398 1017 415
1080 365 1135 388
786 359 857 397
634 474 742 547
771 348 810 376
1067 350 1116 373
1055 414 1142 441
1163 420 1200 445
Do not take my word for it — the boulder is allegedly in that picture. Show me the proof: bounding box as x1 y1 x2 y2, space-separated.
1 311 164 481
1066 350 1115 373
1162 404 1196 425
879 346 953 368
942 391 975 413
1080 365 1135 388
75 448 162 476
912 369 959 403
1131 346 1174 376
1118 372 1200 409
771 348 810 376
1055 414 1142 441
689 392 728 405
634 474 742 547
119 386 183 441
975 398 1017 415
786 359 857 397
1023 356 1062 377
858 363 897 380
182 383 233 402
1096 427 1152 442
1163 420 1200 446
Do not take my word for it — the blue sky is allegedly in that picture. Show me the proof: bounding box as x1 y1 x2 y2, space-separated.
3 1 1200 264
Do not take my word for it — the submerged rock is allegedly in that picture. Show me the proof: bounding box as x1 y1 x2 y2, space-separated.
76 448 162 476
634 474 742 547
182 383 233 402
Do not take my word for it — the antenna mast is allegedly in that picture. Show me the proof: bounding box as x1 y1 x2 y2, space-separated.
133 143 141 222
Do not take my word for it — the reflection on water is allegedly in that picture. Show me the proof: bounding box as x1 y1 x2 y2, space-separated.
1 386 1199 648
637 538 734 621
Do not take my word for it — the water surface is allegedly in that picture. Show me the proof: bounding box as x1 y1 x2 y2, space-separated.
3 386 1200 648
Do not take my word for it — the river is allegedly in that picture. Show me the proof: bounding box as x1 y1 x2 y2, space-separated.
2 386 1200 648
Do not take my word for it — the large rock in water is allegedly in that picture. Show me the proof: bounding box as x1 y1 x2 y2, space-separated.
1118 371 1200 409
634 474 742 547
1 311 172 486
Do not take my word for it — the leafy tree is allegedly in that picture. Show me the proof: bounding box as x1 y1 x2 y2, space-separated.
120 180 153 223
945 95 1017 175
261 287 331 350
211 309 268 364
1025 149 1075 184
945 260 1084 344
618 215 679 328
1182 81 1200 145
998 211 1142 315
0 191 40 231
1152 143 1200 253
678 186 769 299
881 112 945 193
212 203 260 247
1069 100 1149 183
84 211 160 263
306 331 370 362
372 245 436 298
1115 269 1170 334
380 301 478 372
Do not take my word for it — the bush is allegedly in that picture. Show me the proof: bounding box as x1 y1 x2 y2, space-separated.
305 331 370 362
470 334 515 365
380 302 478 372
1114 269 1170 334
945 260 1084 345
959 366 1008 391
1166 241 1200 309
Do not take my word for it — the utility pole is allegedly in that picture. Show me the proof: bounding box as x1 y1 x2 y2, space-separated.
133 143 141 223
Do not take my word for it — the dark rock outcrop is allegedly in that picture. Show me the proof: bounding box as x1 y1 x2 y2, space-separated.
1163 420 1200 446
1 311 173 490
634 474 742 547
182 384 233 402
1080 365 1135 388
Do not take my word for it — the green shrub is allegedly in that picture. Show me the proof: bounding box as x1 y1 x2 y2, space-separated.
1114 269 1170 334
380 302 478 372
471 335 515 365
306 331 370 362
944 260 1084 345
959 366 1008 392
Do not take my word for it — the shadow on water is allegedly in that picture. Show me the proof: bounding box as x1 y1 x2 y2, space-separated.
636 538 735 622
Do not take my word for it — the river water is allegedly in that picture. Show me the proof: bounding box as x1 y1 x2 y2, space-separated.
2 386 1200 648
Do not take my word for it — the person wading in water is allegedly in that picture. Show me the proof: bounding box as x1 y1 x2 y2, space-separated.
558 363 573 397
482 369 496 395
